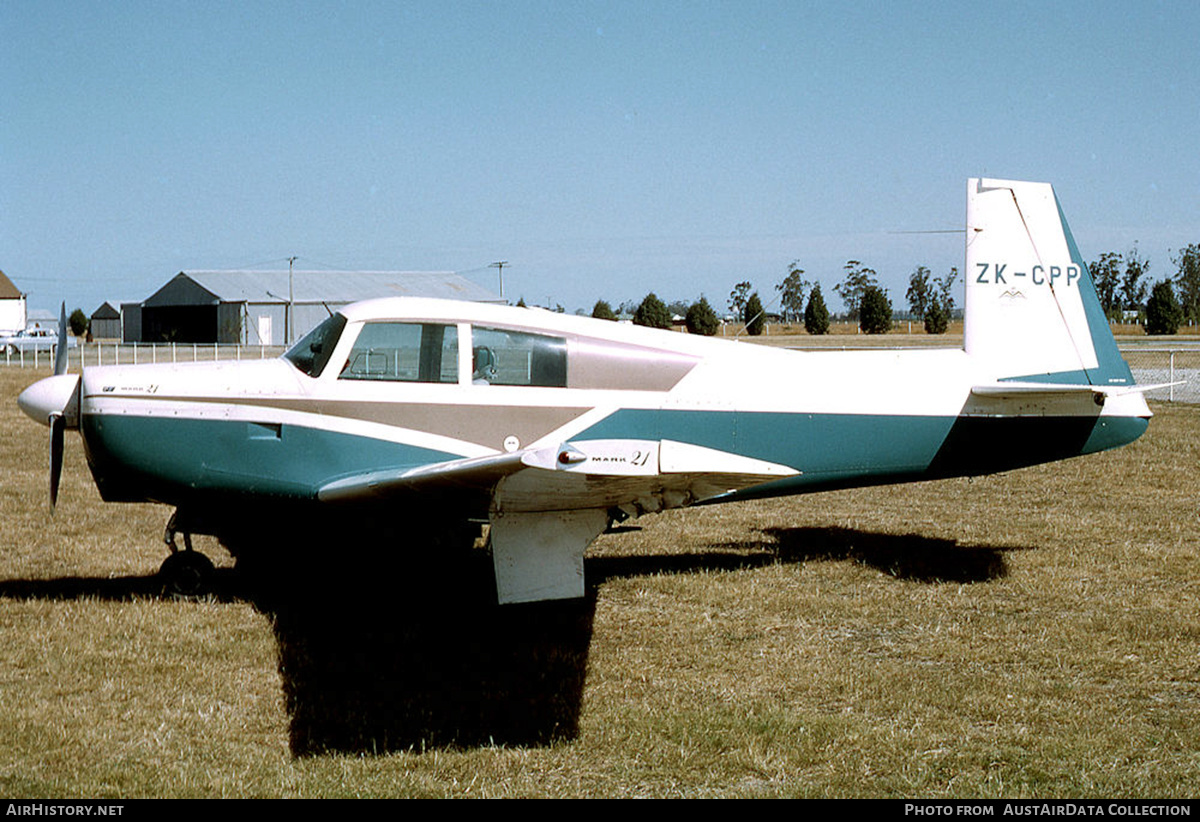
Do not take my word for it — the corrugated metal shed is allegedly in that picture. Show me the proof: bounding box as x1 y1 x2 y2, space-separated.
91 301 121 320
136 270 503 344
90 301 123 340
180 270 504 305
121 302 142 343
26 309 55 329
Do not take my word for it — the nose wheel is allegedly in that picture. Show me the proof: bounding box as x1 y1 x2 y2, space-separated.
160 512 214 597
159 549 214 597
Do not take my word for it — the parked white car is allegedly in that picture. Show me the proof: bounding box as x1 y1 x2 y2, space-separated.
2 328 78 355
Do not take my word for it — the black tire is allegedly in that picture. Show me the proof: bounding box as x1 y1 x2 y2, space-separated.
159 551 215 598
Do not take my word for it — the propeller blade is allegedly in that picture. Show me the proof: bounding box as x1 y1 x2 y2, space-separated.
53 302 69 377
50 412 64 510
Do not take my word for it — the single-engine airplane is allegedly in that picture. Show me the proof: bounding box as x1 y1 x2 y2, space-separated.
18 179 1163 603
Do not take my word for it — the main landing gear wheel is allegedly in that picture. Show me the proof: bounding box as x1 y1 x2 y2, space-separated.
159 549 214 598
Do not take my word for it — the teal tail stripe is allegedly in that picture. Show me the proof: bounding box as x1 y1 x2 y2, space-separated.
1054 194 1133 387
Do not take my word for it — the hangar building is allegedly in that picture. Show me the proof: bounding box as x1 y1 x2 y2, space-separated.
137 270 504 345
89 301 123 340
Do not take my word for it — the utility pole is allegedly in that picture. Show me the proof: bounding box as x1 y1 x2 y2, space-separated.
489 261 508 301
286 256 298 345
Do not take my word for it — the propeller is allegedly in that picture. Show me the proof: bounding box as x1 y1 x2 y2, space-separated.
50 412 65 509
53 302 69 377
17 302 80 510
49 303 68 509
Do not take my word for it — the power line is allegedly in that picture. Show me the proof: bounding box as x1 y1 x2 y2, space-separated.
218 256 296 270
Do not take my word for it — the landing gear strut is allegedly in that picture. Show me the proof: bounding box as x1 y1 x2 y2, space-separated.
160 512 214 597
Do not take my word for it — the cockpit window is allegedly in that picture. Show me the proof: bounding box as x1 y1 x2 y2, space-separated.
283 313 346 378
340 322 458 383
471 326 566 387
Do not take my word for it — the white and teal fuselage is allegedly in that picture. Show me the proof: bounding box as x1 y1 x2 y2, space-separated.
19 179 1154 603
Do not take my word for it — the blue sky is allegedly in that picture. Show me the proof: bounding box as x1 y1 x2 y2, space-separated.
3 1 1198 317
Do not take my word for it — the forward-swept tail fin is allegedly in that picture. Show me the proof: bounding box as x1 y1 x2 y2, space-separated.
964 178 1133 387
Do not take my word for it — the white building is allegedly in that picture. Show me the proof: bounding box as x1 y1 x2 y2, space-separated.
0 270 27 336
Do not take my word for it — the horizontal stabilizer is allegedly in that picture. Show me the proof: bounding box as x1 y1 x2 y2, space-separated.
972 380 1183 404
1098 381 1186 397
971 382 1107 402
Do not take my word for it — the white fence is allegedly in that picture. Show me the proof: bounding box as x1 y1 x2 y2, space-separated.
3 341 1197 403
3 342 288 370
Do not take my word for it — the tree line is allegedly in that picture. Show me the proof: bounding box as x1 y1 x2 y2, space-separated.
590 260 913 337
1088 244 1200 335
589 277 833 338
585 243 1200 337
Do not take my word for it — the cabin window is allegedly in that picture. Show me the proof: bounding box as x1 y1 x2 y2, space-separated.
341 322 458 383
284 313 347 378
471 327 566 387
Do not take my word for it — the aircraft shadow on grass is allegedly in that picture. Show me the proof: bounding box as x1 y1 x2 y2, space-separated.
589 526 1017 587
0 526 1017 755
763 526 1016 583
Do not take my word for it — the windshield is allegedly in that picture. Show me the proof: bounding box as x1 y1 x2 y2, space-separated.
283 313 347 377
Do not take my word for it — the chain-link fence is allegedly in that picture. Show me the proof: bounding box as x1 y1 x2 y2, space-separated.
1121 347 1199 403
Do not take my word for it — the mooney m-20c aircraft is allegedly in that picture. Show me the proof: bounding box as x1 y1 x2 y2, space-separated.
19 179 1162 603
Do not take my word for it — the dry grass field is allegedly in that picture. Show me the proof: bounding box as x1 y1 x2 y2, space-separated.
0 365 1197 798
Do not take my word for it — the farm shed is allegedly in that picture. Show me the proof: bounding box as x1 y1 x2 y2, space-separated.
25 308 55 332
120 302 142 343
89 301 122 339
137 270 504 345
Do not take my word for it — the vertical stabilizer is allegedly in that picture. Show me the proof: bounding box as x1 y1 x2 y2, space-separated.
964 178 1133 386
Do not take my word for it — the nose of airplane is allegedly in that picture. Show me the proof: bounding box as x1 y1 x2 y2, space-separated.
18 373 82 428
